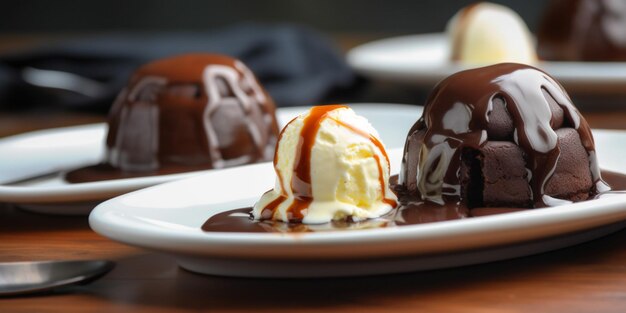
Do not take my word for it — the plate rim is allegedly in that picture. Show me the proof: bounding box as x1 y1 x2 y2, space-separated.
89 150 626 260
347 32 626 92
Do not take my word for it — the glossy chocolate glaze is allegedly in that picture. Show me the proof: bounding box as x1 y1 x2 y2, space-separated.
258 105 396 222
538 0 626 61
66 54 279 183
398 63 608 207
201 171 625 233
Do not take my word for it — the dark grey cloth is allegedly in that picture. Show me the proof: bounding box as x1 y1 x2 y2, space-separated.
0 24 357 112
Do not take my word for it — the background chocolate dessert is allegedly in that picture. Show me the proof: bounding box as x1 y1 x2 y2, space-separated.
399 63 609 208
66 54 280 182
537 0 626 61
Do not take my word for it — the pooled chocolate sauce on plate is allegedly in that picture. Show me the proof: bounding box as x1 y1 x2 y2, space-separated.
65 54 279 183
201 171 625 233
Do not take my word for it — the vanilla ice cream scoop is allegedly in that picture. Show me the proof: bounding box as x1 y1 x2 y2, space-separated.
252 105 397 224
447 2 537 64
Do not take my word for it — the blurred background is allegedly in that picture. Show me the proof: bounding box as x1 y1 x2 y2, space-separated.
0 0 623 136
1 0 544 34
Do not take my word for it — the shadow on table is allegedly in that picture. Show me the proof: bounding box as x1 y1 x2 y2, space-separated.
0 204 90 234
80 227 626 311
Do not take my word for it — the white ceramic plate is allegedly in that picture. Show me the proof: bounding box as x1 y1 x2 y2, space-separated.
347 33 626 94
90 129 626 278
0 104 420 215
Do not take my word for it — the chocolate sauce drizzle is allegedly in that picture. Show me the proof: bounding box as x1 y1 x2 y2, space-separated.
399 63 608 207
259 105 396 222
66 54 279 183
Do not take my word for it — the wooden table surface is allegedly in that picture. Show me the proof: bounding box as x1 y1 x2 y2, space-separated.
3 35 626 312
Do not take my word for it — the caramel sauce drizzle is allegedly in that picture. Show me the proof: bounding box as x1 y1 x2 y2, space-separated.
260 105 395 222
330 118 397 207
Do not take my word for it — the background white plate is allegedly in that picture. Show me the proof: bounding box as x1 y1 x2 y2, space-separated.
0 104 421 214
90 129 626 278
347 33 626 95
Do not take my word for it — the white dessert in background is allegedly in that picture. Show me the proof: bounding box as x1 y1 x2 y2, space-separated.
252 105 397 224
447 2 537 64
